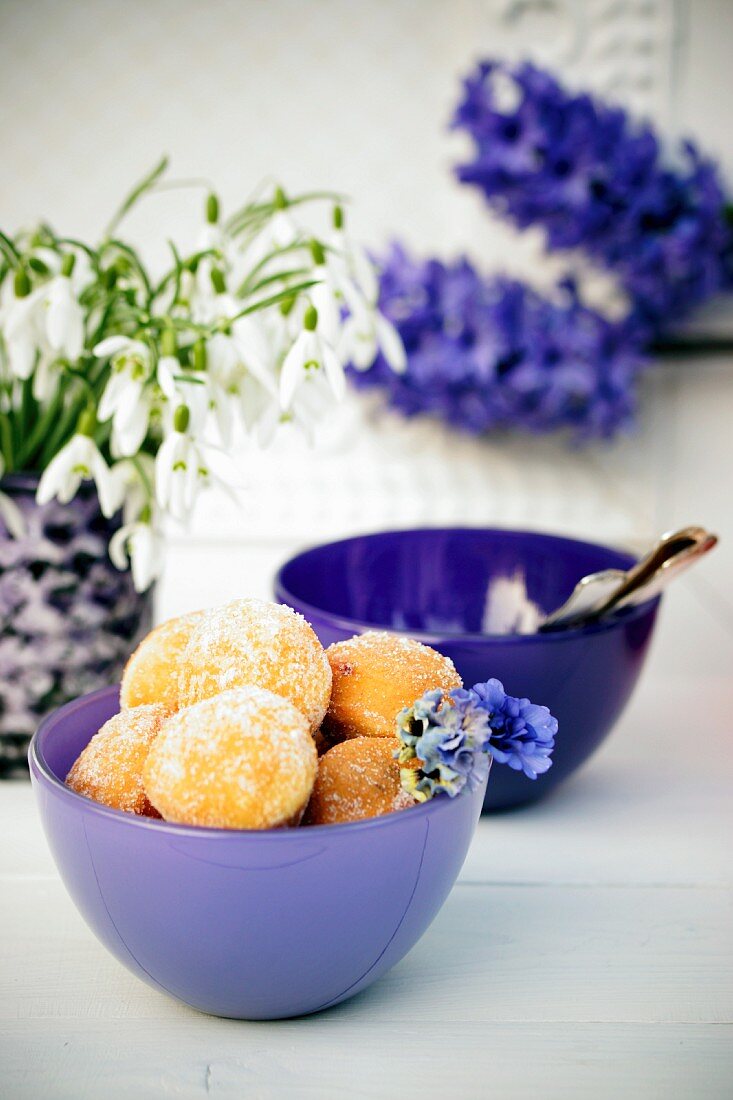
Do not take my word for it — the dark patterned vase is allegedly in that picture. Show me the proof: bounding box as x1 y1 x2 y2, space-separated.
0 473 154 777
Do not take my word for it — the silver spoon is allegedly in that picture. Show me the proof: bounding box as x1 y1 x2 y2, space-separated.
539 526 719 632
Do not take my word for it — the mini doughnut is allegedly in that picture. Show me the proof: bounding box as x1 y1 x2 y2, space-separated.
66 703 169 816
121 610 206 713
303 737 415 825
177 599 331 733
143 686 318 829
323 631 462 742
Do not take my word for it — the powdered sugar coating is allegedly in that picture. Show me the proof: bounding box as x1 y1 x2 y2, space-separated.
143 686 318 829
323 631 462 741
177 599 331 732
304 736 416 825
66 703 168 816
121 610 206 713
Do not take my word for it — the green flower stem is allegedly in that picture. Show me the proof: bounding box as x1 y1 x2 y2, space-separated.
37 391 88 468
0 413 14 471
15 389 64 469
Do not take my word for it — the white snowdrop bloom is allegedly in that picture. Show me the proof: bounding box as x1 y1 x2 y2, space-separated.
95 336 153 456
263 369 338 447
157 354 210 433
328 216 379 306
338 298 406 373
2 286 45 380
279 304 345 410
109 519 163 592
0 456 25 538
238 193 300 273
31 355 61 403
42 274 84 359
205 293 279 397
36 431 121 517
309 263 342 346
109 454 155 525
154 404 220 523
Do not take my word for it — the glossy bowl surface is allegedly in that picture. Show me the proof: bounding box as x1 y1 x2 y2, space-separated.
274 527 661 812
29 686 485 1019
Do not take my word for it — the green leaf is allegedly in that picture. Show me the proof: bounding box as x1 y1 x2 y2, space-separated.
104 155 169 237
0 230 20 268
229 280 319 320
239 266 312 299
234 241 309 296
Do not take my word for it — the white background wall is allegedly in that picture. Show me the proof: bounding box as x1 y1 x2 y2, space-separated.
0 0 731 672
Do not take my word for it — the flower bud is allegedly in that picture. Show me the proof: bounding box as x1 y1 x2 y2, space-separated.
102 267 117 290
60 253 76 278
173 404 190 433
77 407 97 437
210 268 226 295
279 295 295 317
161 328 177 358
28 257 49 275
304 304 318 331
309 239 326 266
14 267 31 298
333 204 344 230
192 339 207 372
185 255 200 274
274 186 287 210
206 193 220 225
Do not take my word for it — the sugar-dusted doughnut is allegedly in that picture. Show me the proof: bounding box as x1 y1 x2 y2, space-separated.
177 599 331 733
66 703 169 816
121 610 206 713
303 736 415 825
323 631 462 742
143 686 318 829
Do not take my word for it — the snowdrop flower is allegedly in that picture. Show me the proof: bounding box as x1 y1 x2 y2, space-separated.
155 404 212 522
41 255 84 359
109 454 155 525
0 455 25 538
1 270 44 380
109 514 163 592
237 187 300 273
328 205 379 305
157 339 210 433
260 369 338 447
95 336 153 456
36 416 120 517
339 297 406 373
307 240 342 346
280 304 345 409
200 288 279 438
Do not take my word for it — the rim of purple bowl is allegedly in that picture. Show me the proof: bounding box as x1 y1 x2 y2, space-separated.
274 526 659 645
29 685 476 839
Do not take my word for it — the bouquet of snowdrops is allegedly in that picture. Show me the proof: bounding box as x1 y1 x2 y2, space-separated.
0 159 405 590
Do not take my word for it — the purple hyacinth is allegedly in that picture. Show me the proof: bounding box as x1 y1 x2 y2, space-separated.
471 678 557 780
395 681 557 801
350 243 646 440
452 60 733 337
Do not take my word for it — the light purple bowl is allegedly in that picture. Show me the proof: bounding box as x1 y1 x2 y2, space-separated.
29 686 486 1020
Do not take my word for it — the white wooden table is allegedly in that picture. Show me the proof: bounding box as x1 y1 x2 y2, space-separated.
1 580 731 1099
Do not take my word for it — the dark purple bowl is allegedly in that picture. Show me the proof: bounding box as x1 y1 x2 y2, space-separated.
274 527 661 813
29 685 486 1020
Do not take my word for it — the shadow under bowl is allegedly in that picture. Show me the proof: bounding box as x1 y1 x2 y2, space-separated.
274 527 661 813
29 686 486 1020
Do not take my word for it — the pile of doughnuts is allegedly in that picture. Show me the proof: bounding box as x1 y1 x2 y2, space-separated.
66 598 462 830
